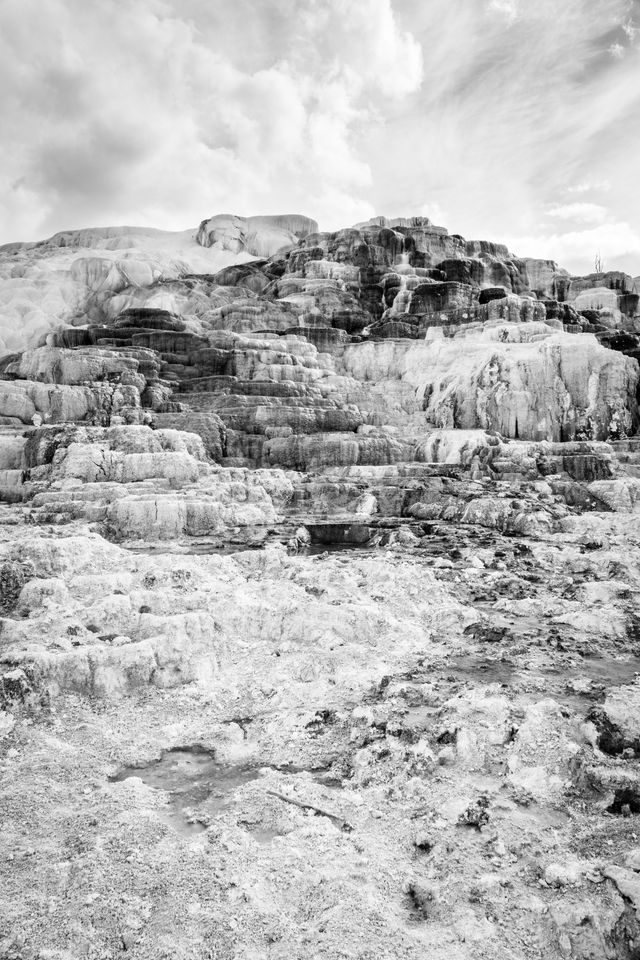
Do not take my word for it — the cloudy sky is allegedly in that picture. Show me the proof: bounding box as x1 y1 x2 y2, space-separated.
1 0 639 274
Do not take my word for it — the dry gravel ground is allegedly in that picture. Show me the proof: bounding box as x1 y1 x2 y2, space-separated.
3 515 640 959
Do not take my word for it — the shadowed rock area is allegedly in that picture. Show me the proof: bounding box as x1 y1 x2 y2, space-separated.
2 212 640 959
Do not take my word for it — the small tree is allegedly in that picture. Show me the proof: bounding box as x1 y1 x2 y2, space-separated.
594 251 604 273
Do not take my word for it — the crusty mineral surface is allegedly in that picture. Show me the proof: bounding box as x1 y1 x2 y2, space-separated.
2 213 640 959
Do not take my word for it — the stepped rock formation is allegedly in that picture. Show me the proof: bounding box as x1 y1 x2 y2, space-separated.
2 212 640 960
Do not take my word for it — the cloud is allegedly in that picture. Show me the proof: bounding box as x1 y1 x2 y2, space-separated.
0 0 639 282
419 202 448 225
505 221 640 275
547 203 608 224
365 0 640 273
487 0 519 21
567 179 612 195
0 0 422 241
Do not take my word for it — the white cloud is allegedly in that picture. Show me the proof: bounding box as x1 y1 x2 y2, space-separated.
505 221 640 275
366 0 640 273
547 203 608 224
1 0 639 281
329 0 424 98
488 0 519 20
419 202 448 225
0 0 422 241
567 179 612 195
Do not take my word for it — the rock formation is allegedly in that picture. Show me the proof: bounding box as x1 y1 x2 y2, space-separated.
1 211 640 960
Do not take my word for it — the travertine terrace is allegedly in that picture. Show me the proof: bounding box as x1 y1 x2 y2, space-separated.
2 213 640 959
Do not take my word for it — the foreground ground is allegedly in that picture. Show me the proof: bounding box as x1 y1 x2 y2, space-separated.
3 510 640 960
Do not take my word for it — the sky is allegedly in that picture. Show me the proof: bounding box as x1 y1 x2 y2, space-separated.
1 0 639 275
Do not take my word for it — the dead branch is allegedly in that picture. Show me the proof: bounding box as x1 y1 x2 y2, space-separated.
266 789 353 832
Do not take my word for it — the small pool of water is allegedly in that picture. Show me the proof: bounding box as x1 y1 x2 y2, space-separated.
448 652 640 706
238 822 287 844
448 654 516 687
559 656 640 688
110 747 260 834
121 540 378 558
109 747 340 836
115 527 468 559
120 542 264 556
306 541 377 556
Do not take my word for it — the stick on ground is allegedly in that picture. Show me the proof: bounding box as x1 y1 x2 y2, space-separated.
267 789 353 832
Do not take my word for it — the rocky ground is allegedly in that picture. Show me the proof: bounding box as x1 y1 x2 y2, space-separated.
2 214 640 959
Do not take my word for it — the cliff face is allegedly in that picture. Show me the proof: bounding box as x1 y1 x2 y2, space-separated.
2 211 640 543
1 212 638 442
3 214 640 960
1 209 640 544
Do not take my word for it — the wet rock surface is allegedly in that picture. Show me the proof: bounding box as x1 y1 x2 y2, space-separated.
1 212 640 958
